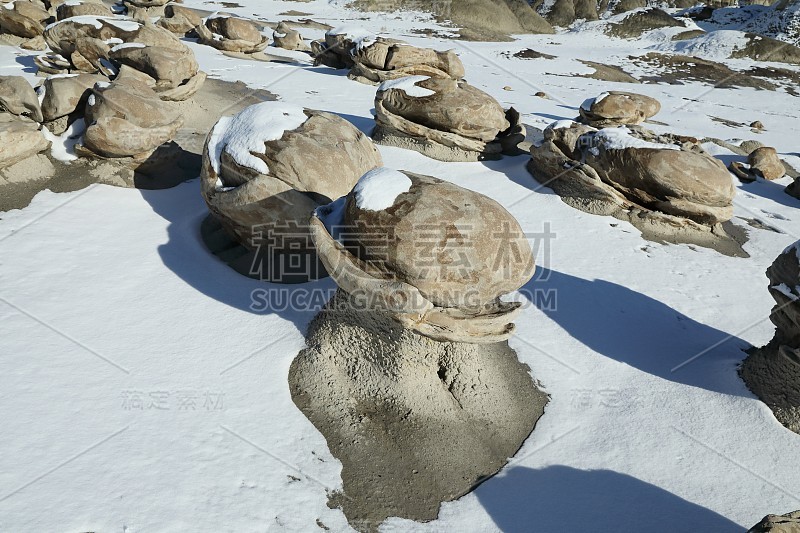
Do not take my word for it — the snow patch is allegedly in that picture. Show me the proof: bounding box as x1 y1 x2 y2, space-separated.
41 119 87 162
111 42 146 52
593 127 680 152
206 102 308 178
377 76 434 97
580 92 609 111
354 167 412 211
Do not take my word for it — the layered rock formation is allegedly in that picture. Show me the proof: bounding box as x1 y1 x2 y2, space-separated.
271 21 308 51
528 120 743 255
195 13 268 54
200 101 382 282
578 91 661 128
311 169 535 343
740 244 800 435
749 510 800 532
349 37 465 85
373 76 524 162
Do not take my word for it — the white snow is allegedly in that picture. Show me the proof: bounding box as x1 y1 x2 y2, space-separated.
3 1 800 532
353 167 413 211
580 91 609 111
550 119 579 130
206 101 308 176
45 15 109 31
110 42 146 52
593 127 680 152
104 18 141 32
41 119 87 162
377 75 435 97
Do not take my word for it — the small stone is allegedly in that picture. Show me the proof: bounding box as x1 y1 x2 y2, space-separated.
535 91 548 98
748 146 785 180
503 85 512 91
750 120 764 130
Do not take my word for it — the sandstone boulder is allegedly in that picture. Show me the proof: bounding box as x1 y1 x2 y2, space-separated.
349 37 465 85
311 26 374 69
40 73 106 122
0 2 46 38
311 169 535 343
195 14 268 53
109 42 205 100
528 121 743 255
740 245 800 435
0 75 43 122
56 1 112 20
272 21 308 51
200 101 383 281
579 91 661 128
373 76 524 161
78 77 183 159
749 511 800 532
748 147 786 180
0 115 50 168
157 4 201 35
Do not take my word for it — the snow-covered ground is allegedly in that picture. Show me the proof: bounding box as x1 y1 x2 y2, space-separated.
2 1 800 531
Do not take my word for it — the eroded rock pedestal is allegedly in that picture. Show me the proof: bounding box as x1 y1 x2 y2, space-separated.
741 244 800 435
289 289 547 532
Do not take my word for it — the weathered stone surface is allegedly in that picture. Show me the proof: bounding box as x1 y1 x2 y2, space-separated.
579 91 661 127
373 76 523 161
157 4 201 35
311 170 534 343
289 289 547 532
196 15 268 53
749 510 800 533
0 75 43 122
109 43 202 96
748 146 786 180
606 8 683 38
740 246 800 435
0 3 45 38
0 115 50 168
349 38 465 85
272 21 308 51
200 103 383 264
80 77 183 158
528 121 744 255
40 73 106 121
56 2 112 19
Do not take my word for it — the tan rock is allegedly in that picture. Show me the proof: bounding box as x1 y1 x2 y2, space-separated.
81 77 183 158
0 75 43 122
157 4 201 35
748 510 800 533
56 2 112 19
0 4 45 38
197 15 268 53
40 73 106 121
200 102 383 254
272 21 308 51
579 91 661 127
748 146 785 180
349 38 465 85
0 115 50 168
109 43 201 93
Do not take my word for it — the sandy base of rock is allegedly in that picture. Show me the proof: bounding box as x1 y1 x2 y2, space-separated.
372 124 504 162
289 289 548 532
741 340 800 435
526 160 749 257
200 215 328 283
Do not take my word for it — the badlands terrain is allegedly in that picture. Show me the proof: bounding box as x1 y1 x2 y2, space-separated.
1 0 800 532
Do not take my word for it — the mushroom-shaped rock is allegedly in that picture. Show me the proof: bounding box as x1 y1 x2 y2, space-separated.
272 21 308 51
78 77 184 159
0 2 46 38
578 91 661 127
740 244 800 435
528 121 741 255
311 169 535 343
748 146 786 180
349 37 465 85
40 72 106 122
195 14 268 53
0 114 50 168
0 75 43 122
200 101 383 272
373 76 524 162
157 4 201 35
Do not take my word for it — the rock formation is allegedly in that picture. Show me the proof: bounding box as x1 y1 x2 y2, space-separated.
200 101 382 282
349 37 465 85
271 21 308 51
195 14 268 54
749 510 800 532
0 75 43 122
578 91 661 128
528 120 744 255
312 26 374 69
0 0 50 49
0 113 50 168
373 76 525 162
76 76 184 160
310 169 535 343
294 168 544 531
56 1 112 20
740 244 800 435
157 4 201 36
